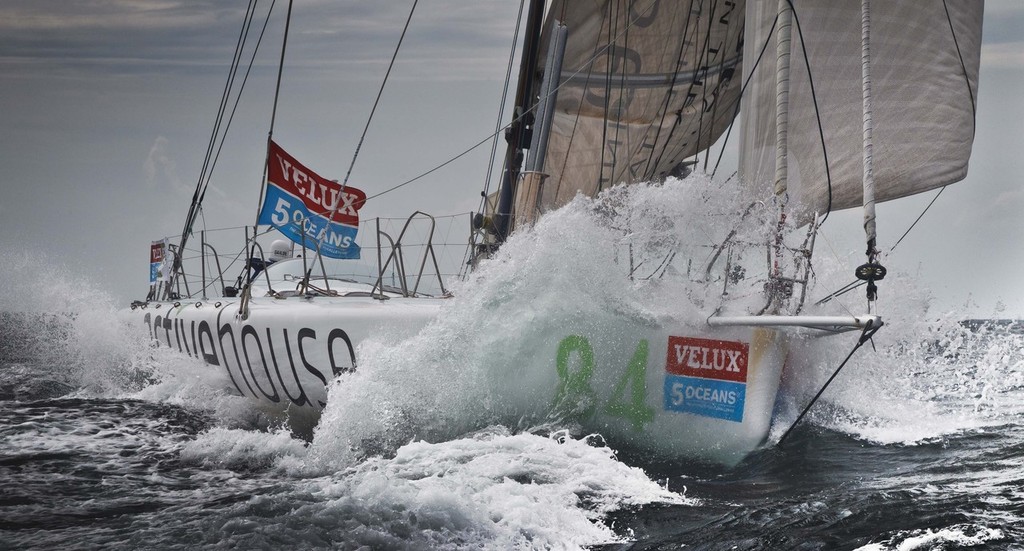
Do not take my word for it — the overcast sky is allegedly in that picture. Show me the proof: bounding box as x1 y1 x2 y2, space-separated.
1 0 1022 317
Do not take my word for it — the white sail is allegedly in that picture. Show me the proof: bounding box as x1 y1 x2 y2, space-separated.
529 0 746 212
739 0 984 218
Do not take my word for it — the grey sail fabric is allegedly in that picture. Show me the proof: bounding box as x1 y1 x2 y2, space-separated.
527 0 746 213
738 0 984 219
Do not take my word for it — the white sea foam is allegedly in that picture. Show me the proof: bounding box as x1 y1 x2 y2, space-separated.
180 426 309 470
3 175 1022 548
293 427 690 549
0 247 270 426
854 524 1005 550
305 175 782 467
768 244 1024 447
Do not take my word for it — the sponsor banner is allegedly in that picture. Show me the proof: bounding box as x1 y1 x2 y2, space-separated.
664 375 746 422
149 239 169 284
666 336 748 383
257 141 365 259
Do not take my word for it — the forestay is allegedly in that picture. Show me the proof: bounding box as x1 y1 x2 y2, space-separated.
528 0 745 212
739 0 984 219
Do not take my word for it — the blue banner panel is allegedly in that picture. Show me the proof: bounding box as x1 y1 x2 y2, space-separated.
257 184 361 259
663 375 746 423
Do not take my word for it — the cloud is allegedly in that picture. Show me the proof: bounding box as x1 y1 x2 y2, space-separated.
0 0 521 84
0 1 247 76
0 1 220 32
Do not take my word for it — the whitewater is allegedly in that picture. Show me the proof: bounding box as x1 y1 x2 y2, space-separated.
2 177 1022 549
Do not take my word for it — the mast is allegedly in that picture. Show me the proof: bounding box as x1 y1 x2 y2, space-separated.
516 21 568 229
494 0 546 243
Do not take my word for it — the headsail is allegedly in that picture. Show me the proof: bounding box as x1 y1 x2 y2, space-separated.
519 0 746 217
739 0 984 219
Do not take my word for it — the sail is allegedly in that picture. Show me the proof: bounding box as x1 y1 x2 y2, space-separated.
739 0 984 218
527 0 746 213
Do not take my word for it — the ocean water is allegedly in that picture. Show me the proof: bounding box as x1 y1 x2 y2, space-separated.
2 179 1023 550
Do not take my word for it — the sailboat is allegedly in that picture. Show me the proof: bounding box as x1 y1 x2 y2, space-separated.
128 0 983 464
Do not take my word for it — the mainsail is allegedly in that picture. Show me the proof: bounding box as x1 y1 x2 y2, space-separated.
739 0 984 219
512 0 746 222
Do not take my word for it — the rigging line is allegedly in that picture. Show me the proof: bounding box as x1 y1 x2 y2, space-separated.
610 3 631 185
890 186 947 253
712 12 781 179
170 0 259 296
301 0 419 290
365 118 514 200
815 186 947 307
243 0 291 302
647 6 701 175
479 0 527 215
703 2 731 173
180 0 258 242
200 0 279 208
309 0 417 222
942 0 977 120
695 1 720 171
192 0 258 206
253 0 293 231
198 2 261 205
340 0 418 192
642 0 697 177
597 0 616 193
371 0 659 203
816 280 866 306
654 0 721 176
776 319 881 446
787 0 833 226
599 0 657 191
807 224 857 312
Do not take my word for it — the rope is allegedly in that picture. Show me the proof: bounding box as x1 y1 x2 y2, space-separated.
889 186 946 252
368 0 661 203
696 2 720 171
712 12 781 179
788 1 833 225
815 185 946 306
339 0 418 193
776 318 882 446
204 0 278 212
169 0 263 296
596 0 617 192
254 0 292 227
645 2 698 176
478 0 527 216
299 0 418 291
942 0 977 119
239 0 291 315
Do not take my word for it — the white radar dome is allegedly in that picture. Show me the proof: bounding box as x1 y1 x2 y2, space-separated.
269 239 293 262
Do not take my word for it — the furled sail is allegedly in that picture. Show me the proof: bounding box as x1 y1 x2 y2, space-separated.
523 0 746 215
739 0 984 218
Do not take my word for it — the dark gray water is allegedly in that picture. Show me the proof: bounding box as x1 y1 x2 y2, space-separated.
1 306 1021 550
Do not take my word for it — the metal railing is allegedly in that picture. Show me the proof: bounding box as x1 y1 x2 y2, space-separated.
149 212 466 305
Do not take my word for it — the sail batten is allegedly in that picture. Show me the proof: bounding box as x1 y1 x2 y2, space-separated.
739 0 984 219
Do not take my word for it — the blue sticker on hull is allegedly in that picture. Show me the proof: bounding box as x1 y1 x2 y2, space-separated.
664 375 746 422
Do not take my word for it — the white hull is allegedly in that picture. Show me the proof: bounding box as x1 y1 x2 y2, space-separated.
129 295 802 464
484 322 790 464
132 296 444 410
